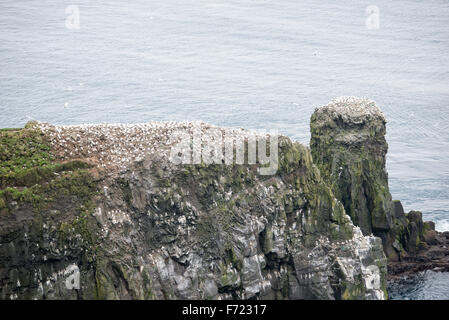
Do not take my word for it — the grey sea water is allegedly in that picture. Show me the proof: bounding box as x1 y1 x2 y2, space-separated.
1 0 448 299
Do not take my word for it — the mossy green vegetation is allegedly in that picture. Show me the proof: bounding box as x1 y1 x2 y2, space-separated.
0 127 97 214
0 128 53 181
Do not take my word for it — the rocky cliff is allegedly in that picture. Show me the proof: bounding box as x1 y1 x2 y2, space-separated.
1 97 442 300
0 113 390 300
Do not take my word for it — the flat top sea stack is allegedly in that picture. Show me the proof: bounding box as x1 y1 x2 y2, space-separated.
310 97 387 148
310 96 391 238
311 97 386 125
310 97 449 277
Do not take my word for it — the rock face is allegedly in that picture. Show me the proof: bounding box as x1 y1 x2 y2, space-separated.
310 97 392 237
309 97 444 266
0 120 388 300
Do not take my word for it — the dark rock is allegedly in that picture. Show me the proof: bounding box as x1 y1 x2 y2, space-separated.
393 200 408 226
422 230 438 245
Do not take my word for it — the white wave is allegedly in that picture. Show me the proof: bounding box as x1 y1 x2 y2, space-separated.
435 220 449 232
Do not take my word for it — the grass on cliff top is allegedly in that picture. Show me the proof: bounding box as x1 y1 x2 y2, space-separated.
0 125 96 213
0 127 53 175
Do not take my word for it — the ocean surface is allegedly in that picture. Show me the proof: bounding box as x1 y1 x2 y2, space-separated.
1 0 448 299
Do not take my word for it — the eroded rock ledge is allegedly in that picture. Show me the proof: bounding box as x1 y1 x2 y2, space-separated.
0 97 444 300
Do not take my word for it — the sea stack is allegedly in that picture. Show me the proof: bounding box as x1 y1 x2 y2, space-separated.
310 97 393 238
309 97 438 262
